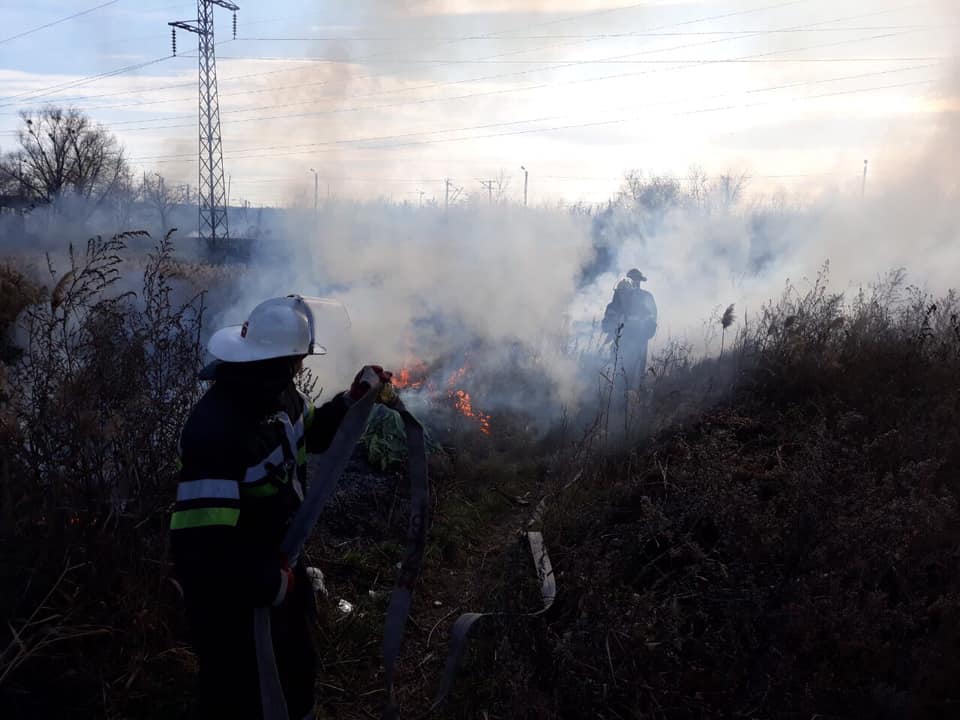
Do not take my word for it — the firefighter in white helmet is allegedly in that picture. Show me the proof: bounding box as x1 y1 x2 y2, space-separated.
170 295 391 719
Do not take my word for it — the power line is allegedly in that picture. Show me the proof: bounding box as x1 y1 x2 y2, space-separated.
0 0 813 112
108 58 939 136
2 0 931 160
6 42 924 145
236 25 950 43
212 54 942 65
0 55 176 109
95 20 943 136
355 78 934 155
228 172 837 186
129 74 935 165
0 37 240 110
6 0 926 135
9 8 888 128
212 4 931 69
0 0 123 46
156 5 924 122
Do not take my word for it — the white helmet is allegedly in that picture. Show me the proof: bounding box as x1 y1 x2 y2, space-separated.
207 295 345 363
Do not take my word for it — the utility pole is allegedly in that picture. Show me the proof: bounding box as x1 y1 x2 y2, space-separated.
480 179 495 206
309 168 318 214
444 178 463 210
418 190 425 208
861 159 868 199
521 165 528 207
169 1 239 248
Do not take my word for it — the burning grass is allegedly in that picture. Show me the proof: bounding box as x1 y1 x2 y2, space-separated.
394 358 494 437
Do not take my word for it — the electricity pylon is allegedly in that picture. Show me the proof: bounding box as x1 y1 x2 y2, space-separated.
169 1 238 247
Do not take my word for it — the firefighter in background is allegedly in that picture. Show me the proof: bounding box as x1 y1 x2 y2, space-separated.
170 295 391 719
602 268 658 384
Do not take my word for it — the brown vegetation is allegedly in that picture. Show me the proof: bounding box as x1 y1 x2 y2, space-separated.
446 269 960 719
1 243 958 720
0 231 205 718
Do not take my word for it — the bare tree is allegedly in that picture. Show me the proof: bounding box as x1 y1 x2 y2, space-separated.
110 174 138 230
493 170 511 205
620 170 682 214
715 170 750 209
140 172 183 233
686 165 710 211
0 107 129 211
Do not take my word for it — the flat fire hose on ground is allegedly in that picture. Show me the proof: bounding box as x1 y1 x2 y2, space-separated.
425 472 582 715
382 404 429 719
254 385 430 720
425 532 555 714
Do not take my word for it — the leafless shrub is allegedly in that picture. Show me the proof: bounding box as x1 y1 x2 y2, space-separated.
9 230 205 520
0 230 205 715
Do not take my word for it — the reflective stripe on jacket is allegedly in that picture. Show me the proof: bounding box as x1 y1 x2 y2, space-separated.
171 377 348 609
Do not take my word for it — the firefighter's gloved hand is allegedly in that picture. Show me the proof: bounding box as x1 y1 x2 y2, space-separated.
348 365 392 401
272 556 296 606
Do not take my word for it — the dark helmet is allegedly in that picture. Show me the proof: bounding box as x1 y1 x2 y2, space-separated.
626 268 647 283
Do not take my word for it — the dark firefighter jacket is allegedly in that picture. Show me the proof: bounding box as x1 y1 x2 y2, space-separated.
602 279 658 341
170 360 349 718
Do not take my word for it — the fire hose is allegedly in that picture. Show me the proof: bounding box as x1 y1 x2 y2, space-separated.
254 382 430 720
426 530 556 713
425 472 581 714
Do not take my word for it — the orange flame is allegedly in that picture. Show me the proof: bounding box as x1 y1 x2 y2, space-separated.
446 366 467 388
450 387 491 435
394 361 429 389
393 361 492 436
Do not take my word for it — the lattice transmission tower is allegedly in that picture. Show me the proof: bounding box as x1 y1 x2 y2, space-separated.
169 1 238 247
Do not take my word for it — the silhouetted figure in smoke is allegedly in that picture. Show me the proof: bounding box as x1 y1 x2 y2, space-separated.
602 268 658 385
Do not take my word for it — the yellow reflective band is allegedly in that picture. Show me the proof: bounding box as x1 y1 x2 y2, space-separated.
170 507 240 530
240 483 280 498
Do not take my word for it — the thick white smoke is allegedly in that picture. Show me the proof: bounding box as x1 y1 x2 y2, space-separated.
10 2 959 426
205 51 960 418
213 202 593 407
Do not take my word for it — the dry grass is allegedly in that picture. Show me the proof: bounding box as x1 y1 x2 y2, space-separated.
0 231 206 718
442 267 960 719
2 246 958 720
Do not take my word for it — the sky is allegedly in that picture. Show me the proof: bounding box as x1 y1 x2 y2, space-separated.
0 0 956 207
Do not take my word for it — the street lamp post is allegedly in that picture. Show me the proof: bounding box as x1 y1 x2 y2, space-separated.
521 165 529 207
